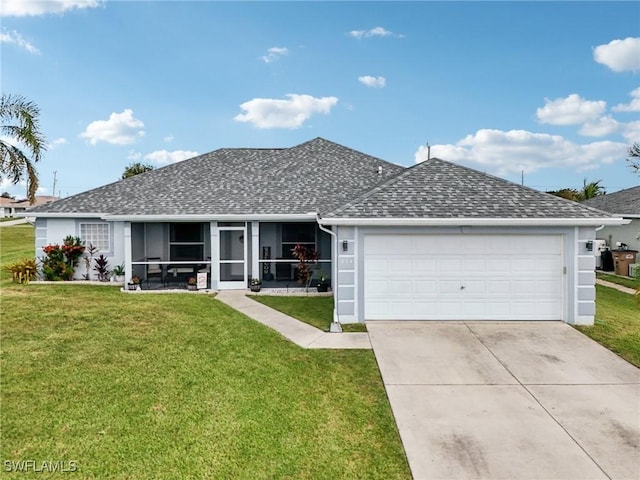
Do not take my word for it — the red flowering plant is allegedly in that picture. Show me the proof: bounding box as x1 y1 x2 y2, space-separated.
41 236 85 281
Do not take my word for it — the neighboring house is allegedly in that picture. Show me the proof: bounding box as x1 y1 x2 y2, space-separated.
26 138 626 325
582 185 640 252
1 196 58 218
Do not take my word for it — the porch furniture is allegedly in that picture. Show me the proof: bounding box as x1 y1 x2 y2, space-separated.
275 260 291 281
146 257 164 286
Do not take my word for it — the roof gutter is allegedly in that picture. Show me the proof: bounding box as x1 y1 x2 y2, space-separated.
317 217 630 227
316 214 341 332
101 213 318 222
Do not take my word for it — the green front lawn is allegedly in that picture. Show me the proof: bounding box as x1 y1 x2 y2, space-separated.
575 285 640 367
0 225 409 479
596 271 639 290
250 295 367 332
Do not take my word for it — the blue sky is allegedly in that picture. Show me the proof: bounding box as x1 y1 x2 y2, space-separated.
1 0 639 199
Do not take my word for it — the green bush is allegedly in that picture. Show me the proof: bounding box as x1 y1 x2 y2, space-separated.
41 236 86 281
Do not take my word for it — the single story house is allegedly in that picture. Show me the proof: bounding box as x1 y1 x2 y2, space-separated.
1 195 58 218
582 185 640 253
26 138 626 325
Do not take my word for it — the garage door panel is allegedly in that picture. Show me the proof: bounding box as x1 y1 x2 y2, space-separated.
414 258 438 272
438 258 463 272
366 258 388 274
364 234 563 321
487 258 511 273
389 258 413 273
487 280 510 294
415 280 438 293
534 257 561 273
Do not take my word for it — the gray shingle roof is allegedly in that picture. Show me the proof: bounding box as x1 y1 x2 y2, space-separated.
581 185 640 216
324 158 615 219
28 138 404 216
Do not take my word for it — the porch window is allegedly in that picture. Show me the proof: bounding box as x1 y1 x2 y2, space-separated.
80 222 110 252
281 223 315 258
170 223 204 261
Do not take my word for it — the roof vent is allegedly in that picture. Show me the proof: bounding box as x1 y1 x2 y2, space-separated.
377 165 383 175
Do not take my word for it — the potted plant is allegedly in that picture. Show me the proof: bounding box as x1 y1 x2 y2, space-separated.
187 276 198 291
128 275 141 290
112 264 125 282
317 271 329 292
249 278 262 292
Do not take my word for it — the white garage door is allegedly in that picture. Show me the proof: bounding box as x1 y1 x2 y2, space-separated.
364 234 564 321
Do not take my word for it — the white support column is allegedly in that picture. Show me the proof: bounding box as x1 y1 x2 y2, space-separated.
124 221 132 285
210 221 218 290
251 222 260 280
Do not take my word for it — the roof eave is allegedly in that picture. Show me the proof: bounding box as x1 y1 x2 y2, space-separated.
19 212 107 219
101 213 318 222
318 217 630 227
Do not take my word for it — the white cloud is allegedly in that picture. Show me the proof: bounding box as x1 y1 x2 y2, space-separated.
80 109 145 145
127 150 142 161
415 129 626 176
1 0 101 17
261 46 288 63
163 134 174 143
234 94 338 129
358 75 386 88
348 26 402 39
48 137 68 149
622 120 640 143
536 94 606 125
593 37 640 72
612 87 640 112
0 30 40 54
578 115 621 138
143 150 198 165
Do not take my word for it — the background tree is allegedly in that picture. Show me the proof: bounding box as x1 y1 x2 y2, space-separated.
627 142 640 176
547 179 605 202
122 162 154 179
0 94 46 203
580 179 605 200
546 188 580 202
1 191 15 199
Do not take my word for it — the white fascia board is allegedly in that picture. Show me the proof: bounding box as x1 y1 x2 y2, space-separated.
318 217 630 227
101 213 318 222
20 212 107 219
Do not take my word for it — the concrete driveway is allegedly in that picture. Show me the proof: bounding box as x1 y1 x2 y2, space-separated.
367 322 640 480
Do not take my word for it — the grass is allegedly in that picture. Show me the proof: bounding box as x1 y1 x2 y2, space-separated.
575 285 640 367
250 295 368 332
596 271 639 290
0 225 409 479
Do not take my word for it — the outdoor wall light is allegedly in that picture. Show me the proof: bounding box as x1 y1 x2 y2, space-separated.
586 240 593 251
342 240 348 252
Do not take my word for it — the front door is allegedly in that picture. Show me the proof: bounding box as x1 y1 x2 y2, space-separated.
218 226 247 289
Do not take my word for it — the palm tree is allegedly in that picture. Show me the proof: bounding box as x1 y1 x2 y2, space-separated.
580 179 605 200
0 94 47 203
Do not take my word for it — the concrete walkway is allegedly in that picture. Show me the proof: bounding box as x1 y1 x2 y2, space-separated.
368 321 640 480
0 218 28 227
215 290 371 349
596 278 637 295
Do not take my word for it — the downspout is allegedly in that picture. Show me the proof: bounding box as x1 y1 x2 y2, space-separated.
316 214 342 333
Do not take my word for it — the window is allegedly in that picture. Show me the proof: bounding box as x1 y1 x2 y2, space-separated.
80 223 110 252
281 223 316 258
170 223 204 261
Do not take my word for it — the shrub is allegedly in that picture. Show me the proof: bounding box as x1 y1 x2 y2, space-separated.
5 258 38 284
41 236 86 281
93 254 110 281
